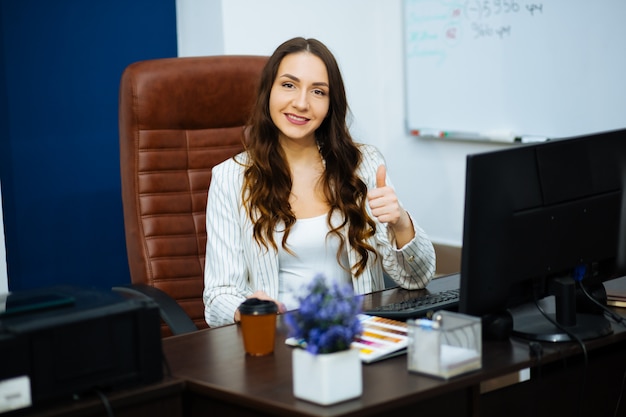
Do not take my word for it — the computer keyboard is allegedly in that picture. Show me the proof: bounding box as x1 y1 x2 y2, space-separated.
364 288 460 320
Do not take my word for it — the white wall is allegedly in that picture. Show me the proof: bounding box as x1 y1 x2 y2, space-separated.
0 182 8 293
177 0 508 246
176 0 224 56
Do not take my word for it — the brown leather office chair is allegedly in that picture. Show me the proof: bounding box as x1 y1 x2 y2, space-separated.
118 55 268 337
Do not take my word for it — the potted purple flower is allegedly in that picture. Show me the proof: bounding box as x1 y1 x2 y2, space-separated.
285 274 364 405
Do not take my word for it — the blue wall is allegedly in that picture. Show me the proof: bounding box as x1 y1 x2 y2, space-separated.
0 0 178 291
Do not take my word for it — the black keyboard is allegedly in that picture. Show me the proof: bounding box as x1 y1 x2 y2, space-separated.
364 288 460 320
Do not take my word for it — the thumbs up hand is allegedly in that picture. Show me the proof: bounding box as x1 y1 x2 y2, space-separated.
367 165 403 226
367 165 415 246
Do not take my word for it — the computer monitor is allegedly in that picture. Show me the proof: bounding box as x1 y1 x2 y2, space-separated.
458 128 626 342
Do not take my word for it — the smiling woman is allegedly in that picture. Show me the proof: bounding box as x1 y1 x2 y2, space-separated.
202 37 436 328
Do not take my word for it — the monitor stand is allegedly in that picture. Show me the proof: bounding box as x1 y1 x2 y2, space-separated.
510 288 613 343
511 306 613 342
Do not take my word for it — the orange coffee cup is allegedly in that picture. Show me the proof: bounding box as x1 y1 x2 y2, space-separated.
238 298 278 356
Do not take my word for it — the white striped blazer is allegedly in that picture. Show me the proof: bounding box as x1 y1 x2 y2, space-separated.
203 144 436 327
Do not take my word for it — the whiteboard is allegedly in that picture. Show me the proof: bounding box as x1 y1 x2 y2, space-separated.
404 0 626 140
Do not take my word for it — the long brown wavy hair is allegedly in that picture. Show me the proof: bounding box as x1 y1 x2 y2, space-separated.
241 37 376 277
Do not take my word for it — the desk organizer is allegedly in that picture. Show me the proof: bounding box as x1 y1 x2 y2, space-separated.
407 310 482 379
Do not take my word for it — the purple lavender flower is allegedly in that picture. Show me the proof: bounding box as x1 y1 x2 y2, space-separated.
285 274 363 354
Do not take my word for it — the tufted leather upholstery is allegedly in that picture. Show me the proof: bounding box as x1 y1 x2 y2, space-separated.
119 55 268 336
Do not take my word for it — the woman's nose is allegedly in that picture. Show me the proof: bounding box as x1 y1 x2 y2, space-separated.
292 91 309 111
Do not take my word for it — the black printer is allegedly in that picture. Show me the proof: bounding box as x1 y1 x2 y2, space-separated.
0 285 163 410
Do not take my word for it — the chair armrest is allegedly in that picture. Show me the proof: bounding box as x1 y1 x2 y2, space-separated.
112 284 198 335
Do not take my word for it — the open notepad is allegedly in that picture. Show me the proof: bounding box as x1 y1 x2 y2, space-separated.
285 314 408 364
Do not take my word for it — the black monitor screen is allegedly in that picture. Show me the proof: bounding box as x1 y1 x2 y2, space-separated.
458 129 626 342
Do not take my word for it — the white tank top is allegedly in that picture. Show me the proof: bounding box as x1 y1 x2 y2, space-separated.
276 212 351 311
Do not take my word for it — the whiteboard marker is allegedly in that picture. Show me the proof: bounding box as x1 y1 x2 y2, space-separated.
517 135 549 143
413 128 444 137
442 130 516 143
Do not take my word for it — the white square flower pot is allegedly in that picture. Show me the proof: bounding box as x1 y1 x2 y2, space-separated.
292 347 362 405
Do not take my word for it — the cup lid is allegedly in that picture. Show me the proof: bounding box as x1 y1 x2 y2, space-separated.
238 298 278 315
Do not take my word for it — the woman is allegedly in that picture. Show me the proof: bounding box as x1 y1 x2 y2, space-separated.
203 37 435 327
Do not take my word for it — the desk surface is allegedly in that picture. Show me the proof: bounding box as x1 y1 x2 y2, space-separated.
162 275 626 417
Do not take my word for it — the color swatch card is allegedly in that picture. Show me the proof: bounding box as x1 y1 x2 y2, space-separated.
353 314 408 363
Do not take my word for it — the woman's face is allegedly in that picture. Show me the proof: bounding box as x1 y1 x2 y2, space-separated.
269 52 330 146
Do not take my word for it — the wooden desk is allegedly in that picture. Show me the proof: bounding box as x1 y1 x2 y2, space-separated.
10 276 626 416
162 275 626 417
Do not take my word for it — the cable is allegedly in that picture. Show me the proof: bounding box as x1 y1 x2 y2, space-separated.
579 281 626 327
614 366 626 417
578 278 626 416
533 297 587 417
94 389 115 417
581 283 626 416
574 264 626 326
533 298 589 364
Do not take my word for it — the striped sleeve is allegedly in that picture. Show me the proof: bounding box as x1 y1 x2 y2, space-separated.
358 144 436 290
203 156 250 327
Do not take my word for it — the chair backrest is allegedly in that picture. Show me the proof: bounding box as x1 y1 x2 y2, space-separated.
119 55 268 335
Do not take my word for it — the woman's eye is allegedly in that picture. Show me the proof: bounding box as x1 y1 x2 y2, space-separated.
282 82 295 89
313 89 326 96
